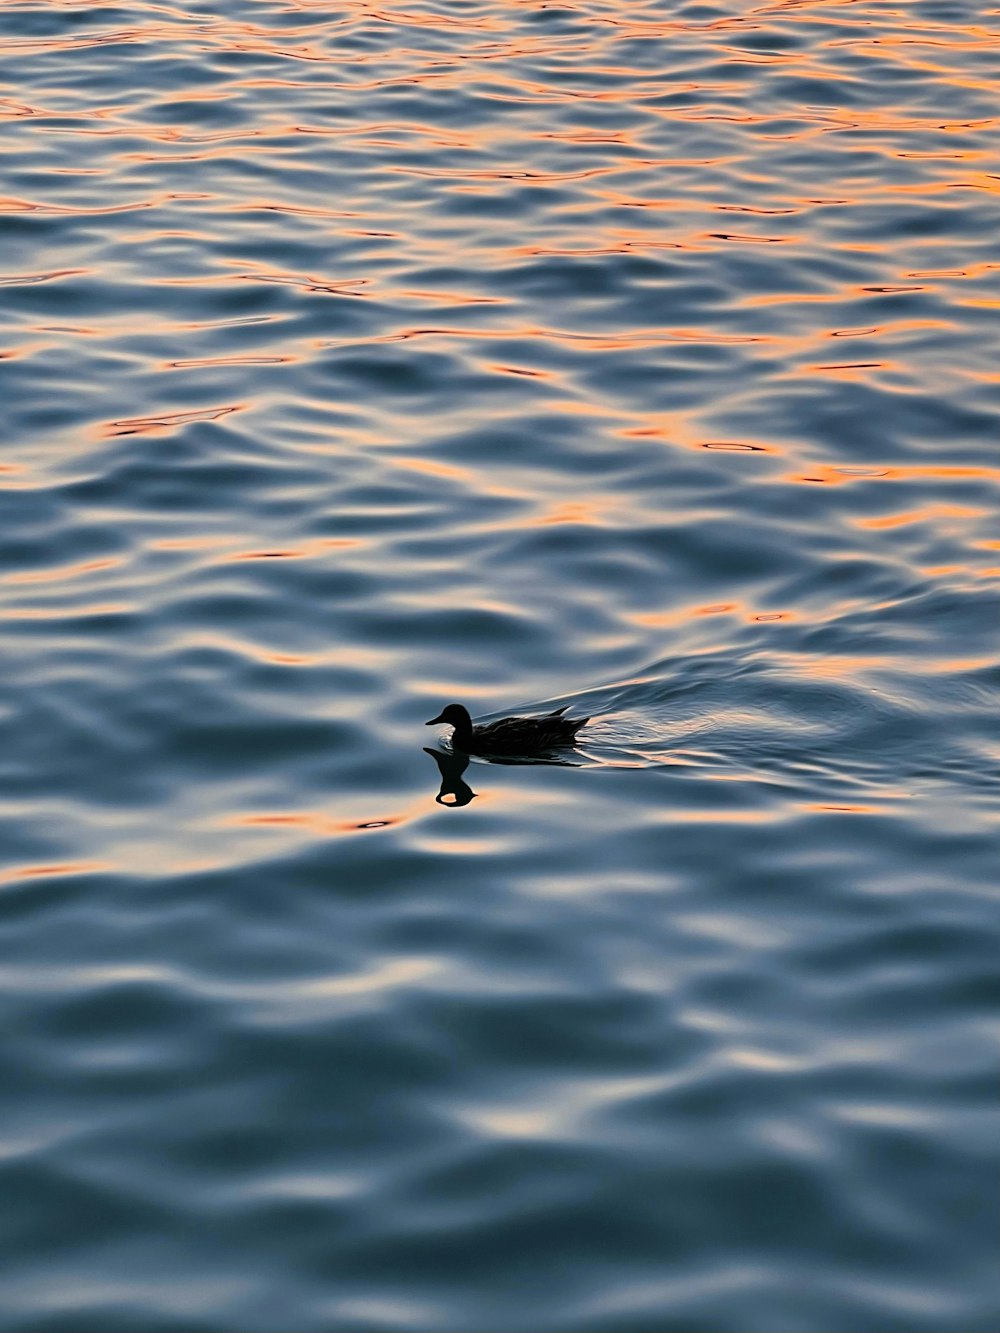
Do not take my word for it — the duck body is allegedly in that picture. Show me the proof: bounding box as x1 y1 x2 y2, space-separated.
426 702 589 756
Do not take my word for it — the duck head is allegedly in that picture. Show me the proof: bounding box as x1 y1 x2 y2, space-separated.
425 703 472 728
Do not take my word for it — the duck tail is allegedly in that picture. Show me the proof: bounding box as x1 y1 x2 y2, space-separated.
570 716 590 733
546 706 569 716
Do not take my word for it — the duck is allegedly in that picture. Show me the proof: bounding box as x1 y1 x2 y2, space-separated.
426 702 589 755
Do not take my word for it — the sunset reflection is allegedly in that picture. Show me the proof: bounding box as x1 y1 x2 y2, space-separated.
1 0 997 1329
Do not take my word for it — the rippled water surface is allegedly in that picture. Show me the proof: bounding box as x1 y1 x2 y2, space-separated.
2 1 999 1329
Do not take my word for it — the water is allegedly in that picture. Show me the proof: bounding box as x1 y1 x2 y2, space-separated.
1 1 998 1329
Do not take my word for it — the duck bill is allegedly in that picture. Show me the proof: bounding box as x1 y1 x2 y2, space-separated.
426 713 446 725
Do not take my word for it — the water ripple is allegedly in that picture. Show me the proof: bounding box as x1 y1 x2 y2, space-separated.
1 0 998 1329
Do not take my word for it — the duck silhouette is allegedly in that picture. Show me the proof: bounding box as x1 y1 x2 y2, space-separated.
423 746 478 806
426 702 589 755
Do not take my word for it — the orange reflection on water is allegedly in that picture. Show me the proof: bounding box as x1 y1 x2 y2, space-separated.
801 361 898 382
485 362 553 380
395 456 477 484
617 408 779 455
396 289 505 307
632 601 742 630
150 535 244 552
225 536 364 562
801 804 891 816
789 654 889 682
0 861 110 885
0 267 87 287
165 354 295 369
535 500 609 527
655 807 785 826
856 503 986 530
102 403 244 438
701 440 772 453
3 557 122 586
786 463 1000 487
635 605 792 629
0 603 132 621
229 790 494 839
173 629 314 667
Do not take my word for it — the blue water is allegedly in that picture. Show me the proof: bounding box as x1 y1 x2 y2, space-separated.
1 1 998 1329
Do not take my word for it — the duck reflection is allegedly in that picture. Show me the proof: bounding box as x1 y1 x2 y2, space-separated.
423 746 478 807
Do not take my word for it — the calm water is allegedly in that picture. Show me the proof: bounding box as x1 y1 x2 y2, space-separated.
1 1 998 1329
